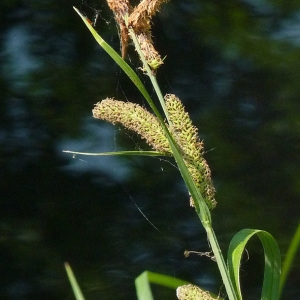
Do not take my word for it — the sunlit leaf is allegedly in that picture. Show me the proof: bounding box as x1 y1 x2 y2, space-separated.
227 229 281 300
279 221 300 297
64 262 86 300
135 271 189 300
63 150 170 157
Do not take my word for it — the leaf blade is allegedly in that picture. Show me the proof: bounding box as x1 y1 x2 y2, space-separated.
63 150 170 157
227 229 281 300
64 262 86 300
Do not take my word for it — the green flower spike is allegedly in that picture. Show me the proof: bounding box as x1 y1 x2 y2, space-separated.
93 98 171 153
177 284 216 300
165 94 216 209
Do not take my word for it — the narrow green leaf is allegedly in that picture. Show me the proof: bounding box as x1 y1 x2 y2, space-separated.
146 271 190 289
279 221 300 297
63 150 169 157
227 229 281 300
135 271 221 300
64 262 86 300
135 271 154 300
135 271 190 300
73 7 161 119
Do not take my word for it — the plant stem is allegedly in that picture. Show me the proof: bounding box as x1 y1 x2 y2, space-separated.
129 27 239 300
128 28 170 123
206 226 240 300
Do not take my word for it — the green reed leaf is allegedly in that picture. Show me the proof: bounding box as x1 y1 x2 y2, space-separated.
227 229 281 300
63 150 169 157
64 262 86 300
279 221 300 297
73 7 161 120
135 271 189 300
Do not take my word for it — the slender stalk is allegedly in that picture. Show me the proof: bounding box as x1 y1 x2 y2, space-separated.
75 9 239 299
129 27 239 300
128 27 170 123
206 226 240 300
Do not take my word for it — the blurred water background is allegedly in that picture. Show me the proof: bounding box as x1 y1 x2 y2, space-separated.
0 0 299 299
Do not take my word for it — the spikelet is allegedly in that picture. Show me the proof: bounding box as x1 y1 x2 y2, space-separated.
93 98 171 153
133 32 165 70
106 0 168 68
165 94 216 209
128 0 169 70
128 0 169 33
177 284 215 300
106 0 130 58
106 0 129 18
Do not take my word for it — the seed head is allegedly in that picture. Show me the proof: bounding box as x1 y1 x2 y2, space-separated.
177 284 215 300
93 98 171 153
165 94 216 209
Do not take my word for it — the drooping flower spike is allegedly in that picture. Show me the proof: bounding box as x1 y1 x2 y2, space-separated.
93 94 216 210
106 0 168 69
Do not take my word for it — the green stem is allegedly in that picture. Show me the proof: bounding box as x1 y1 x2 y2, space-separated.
129 27 239 300
128 27 170 123
74 9 240 299
206 226 240 300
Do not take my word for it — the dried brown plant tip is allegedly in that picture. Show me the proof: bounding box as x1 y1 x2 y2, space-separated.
106 1 168 67
106 0 131 58
106 0 130 18
129 0 169 32
128 0 169 70
93 98 171 153
165 94 216 209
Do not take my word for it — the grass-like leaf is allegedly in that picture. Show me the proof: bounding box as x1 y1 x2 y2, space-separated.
135 271 189 300
64 262 86 300
63 150 170 157
73 7 162 120
279 221 300 297
227 229 281 300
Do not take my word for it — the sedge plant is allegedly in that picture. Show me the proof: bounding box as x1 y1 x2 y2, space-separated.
64 1 299 299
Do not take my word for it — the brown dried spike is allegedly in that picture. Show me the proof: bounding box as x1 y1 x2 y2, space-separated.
135 32 164 69
129 0 169 32
106 0 130 58
106 0 130 20
120 24 129 58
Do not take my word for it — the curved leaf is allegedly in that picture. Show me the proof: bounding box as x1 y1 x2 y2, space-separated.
227 229 281 300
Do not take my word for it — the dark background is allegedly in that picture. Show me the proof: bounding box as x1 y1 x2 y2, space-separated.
0 0 299 299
